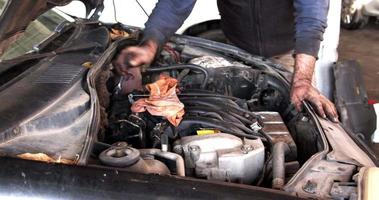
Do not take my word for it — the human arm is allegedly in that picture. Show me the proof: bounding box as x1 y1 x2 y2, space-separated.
115 0 196 74
291 0 338 122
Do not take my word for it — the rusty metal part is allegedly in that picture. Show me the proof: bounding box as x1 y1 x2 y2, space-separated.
94 66 112 140
139 149 185 176
17 153 75 164
125 158 170 176
272 142 290 189
287 160 356 198
100 144 171 176
254 111 297 160
252 111 295 189
99 142 140 167
329 182 358 199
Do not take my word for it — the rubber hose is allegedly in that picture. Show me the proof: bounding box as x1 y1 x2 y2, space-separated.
186 108 255 135
185 106 243 124
144 64 209 89
180 96 239 107
181 99 254 118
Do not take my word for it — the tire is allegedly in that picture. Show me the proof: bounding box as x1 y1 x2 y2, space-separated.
196 29 227 43
341 0 369 30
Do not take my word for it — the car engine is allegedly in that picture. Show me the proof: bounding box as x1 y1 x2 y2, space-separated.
94 40 298 188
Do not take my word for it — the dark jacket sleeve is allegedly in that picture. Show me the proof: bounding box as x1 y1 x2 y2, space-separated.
293 0 329 57
142 0 196 47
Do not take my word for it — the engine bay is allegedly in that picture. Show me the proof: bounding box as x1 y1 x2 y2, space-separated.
92 36 309 189
0 22 371 199
0 16 374 199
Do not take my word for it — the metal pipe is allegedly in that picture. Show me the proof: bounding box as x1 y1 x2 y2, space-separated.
144 64 209 89
272 142 289 190
139 149 185 176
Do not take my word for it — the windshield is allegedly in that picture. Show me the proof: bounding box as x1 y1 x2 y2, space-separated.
0 8 72 60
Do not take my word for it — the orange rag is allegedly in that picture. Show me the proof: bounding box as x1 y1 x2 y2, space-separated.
131 74 185 126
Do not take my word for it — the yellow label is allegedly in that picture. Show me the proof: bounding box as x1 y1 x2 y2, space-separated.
196 129 219 136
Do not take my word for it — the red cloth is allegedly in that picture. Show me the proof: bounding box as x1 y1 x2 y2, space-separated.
131 74 185 126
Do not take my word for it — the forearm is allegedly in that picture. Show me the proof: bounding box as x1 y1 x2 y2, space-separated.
293 54 316 84
142 0 196 47
291 53 338 121
293 0 329 57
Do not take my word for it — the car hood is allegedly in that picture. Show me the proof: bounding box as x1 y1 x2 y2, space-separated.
0 0 103 56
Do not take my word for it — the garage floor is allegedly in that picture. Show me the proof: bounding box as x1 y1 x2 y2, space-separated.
338 20 379 157
338 21 379 101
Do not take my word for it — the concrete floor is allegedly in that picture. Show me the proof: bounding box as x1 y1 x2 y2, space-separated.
338 22 379 101
338 21 379 157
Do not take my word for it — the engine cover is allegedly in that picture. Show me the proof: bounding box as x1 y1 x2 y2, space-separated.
173 133 264 184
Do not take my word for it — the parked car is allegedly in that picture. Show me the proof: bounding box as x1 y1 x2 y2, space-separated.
0 1 378 199
341 0 379 29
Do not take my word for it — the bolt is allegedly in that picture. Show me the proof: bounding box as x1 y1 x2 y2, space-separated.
241 145 253 154
301 116 309 122
114 142 128 148
250 122 262 132
189 145 201 163
189 145 200 152
173 145 182 154
12 127 20 135
303 180 317 194
114 149 127 157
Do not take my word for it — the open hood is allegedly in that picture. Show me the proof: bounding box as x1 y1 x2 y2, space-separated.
0 0 103 55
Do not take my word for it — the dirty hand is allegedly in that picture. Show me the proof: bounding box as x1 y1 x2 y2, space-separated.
114 40 158 76
291 54 339 122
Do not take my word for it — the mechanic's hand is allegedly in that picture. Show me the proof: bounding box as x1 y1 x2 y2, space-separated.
114 40 158 76
291 79 338 122
291 54 339 122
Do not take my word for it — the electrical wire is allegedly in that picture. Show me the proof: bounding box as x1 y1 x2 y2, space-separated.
112 0 119 23
144 64 209 89
136 0 149 17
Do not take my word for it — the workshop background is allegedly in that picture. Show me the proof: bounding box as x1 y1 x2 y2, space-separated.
339 21 379 102
338 20 379 154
